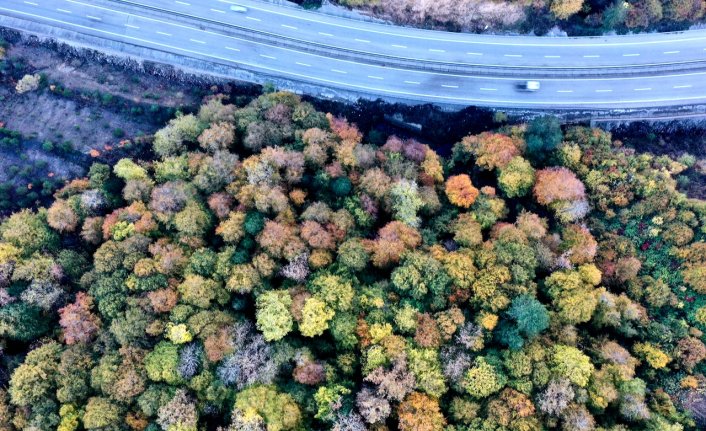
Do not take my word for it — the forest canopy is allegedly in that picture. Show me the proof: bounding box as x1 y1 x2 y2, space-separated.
0 91 705 431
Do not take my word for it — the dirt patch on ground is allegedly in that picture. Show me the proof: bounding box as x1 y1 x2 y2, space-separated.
0 39 210 153
7 42 202 110
0 86 158 153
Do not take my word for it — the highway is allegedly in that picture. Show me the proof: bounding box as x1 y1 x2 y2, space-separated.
2 0 706 108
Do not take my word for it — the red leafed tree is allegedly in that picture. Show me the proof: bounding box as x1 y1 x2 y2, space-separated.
533 167 586 205
59 292 101 345
300 221 335 250
326 113 362 143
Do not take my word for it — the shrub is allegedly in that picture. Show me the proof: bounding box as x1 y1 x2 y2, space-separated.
16 73 41 94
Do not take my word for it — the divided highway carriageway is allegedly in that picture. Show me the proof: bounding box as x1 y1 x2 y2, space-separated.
4 0 706 108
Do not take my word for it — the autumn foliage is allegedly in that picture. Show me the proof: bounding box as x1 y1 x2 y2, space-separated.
445 174 479 208
457 132 524 171
2 92 704 431
533 167 586 205
58 292 100 345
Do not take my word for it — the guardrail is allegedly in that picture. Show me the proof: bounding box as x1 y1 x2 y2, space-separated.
104 0 706 78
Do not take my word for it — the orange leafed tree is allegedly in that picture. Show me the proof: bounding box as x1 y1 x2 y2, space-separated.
59 292 101 345
197 122 235 152
445 174 479 208
47 199 79 233
533 167 586 205
364 221 421 268
461 132 524 171
487 388 536 426
398 392 446 431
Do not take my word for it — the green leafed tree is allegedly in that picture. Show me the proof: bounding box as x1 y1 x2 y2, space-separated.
144 341 182 384
462 357 507 399
256 289 294 341
234 385 301 431
498 156 535 198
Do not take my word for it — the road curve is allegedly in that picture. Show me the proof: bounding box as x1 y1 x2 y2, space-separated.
2 0 706 108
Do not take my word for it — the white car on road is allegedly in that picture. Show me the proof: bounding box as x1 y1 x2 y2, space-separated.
522 81 541 91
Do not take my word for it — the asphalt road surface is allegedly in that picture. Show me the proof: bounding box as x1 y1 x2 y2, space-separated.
3 0 706 108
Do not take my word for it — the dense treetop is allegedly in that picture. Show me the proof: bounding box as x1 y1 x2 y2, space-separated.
0 91 705 431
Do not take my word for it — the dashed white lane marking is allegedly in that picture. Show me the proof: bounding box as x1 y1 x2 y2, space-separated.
355 38 370 43
480 88 497 91
190 39 206 44
663 51 680 54
595 89 613 92
429 49 446 53
504 54 522 57
404 81 420 84
442 84 458 88
557 90 574 93
467 52 483 55
623 53 640 57
674 84 692 88
86 15 101 20
175 1 190 5
24 1 39 6
224 46 240 51
318 32 333 36
331 69 347 74
125 23 139 28
583 55 600 58
634 87 652 91
246 16 261 21
57 8 72 13
545 55 561 58
368 75 384 80
281 24 298 30
259 54 276 59
392 44 407 48
295 62 311 67
210 8 225 13
157 31 172 36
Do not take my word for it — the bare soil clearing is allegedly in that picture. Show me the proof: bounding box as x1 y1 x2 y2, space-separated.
0 41 207 152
